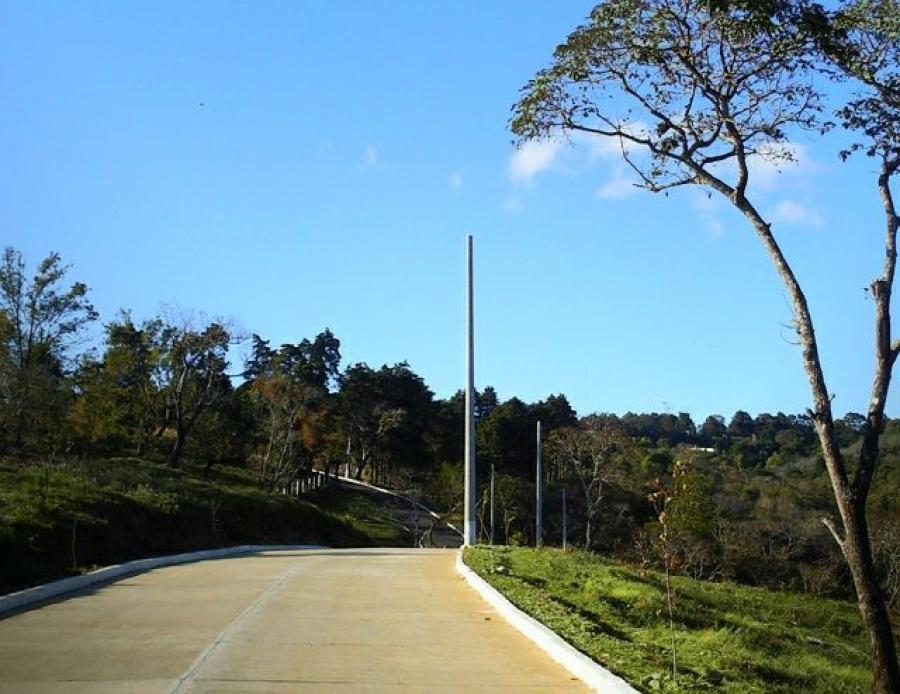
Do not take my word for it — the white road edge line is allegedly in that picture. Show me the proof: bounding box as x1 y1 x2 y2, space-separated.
0 544 326 617
168 558 313 693
455 548 639 694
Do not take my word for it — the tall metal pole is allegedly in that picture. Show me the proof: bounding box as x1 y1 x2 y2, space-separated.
489 464 495 545
464 234 477 546
345 435 352 478
536 420 543 548
562 488 568 551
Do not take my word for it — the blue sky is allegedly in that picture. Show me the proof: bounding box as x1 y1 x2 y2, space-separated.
1 1 895 421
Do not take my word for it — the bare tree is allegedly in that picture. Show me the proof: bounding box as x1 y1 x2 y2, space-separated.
511 1 899 687
250 372 309 491
545 424 629 549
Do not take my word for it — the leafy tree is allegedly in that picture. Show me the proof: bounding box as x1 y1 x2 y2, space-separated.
339 361 435 484
156 319 231 466
835 411 867 448
677 412 697 440
477 396 551 476
430 390 464 466
243 334 276 380
491 471 530 545
475 385 499 419
245 331 341 489
774 427 814 458
188 385 257 473
533 393 579 431
699 414 727 449
641 450 673 479
730 436 759 469
0 248 97 453
70 314 164 455
728 410 755 438
510 2 899 684
812 6 900 684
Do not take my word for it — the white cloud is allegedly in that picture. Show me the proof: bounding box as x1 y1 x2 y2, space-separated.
449 172 464 191
596 170 639 199
363 144 378 167
508 139 562 183
772 199 823 227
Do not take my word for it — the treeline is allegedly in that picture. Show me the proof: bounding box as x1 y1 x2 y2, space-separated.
2 247 898 605
0 247 578 493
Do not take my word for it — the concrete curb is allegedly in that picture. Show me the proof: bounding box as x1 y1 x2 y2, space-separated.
0 544 325 618
455 548 639 694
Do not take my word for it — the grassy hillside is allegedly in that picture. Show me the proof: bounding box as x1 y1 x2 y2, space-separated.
310 483 414 546
0 457 390 594
465 546 877 693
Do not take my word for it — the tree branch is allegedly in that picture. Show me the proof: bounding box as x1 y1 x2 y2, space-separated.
822 516 846 552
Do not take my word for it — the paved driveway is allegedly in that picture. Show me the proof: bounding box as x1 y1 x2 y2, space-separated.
0 548 586 692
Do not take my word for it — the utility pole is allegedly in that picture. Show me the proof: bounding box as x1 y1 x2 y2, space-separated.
345 435 352 478
536 420 543 548
464 234 477 546
562 488 568 551
490 464 495 546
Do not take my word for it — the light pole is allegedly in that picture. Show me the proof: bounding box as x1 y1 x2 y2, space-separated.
464 234 477 546
536 420 543 548
489 464 495 545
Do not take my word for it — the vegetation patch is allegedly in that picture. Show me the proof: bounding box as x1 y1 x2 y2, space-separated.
464 546 873 693
0 457 382 594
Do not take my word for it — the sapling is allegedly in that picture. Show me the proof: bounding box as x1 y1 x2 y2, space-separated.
648 459 689 678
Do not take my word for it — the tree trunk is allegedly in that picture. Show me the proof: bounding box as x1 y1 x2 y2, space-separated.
135 418 144 457
738 201 899 693
840 501 900 693
170 427 184 467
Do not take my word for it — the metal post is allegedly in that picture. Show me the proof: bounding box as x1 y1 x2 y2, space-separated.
562 488 568 550
464 234 477 546
490 464 495 545
536 420 543 548
346 435 352 478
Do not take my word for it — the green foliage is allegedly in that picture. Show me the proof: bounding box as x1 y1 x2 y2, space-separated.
244 332 341 490
642 451 674 478
338 361 437 483
0 247 97 453
510 0 821 196
465 546 872 693
0 456 378 593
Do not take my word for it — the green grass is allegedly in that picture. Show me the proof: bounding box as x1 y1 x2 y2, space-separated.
0 457 387 594
309 484 412 546
465 546 873 693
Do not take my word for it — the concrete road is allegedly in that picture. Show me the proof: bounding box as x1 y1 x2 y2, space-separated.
0 549 587 692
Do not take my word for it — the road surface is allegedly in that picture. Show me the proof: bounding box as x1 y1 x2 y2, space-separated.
0 548 587 692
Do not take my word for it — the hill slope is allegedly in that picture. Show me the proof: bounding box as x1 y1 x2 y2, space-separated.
0 458 387 594
465 546 876 693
